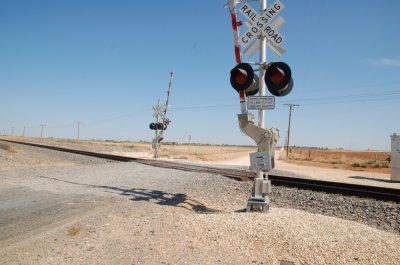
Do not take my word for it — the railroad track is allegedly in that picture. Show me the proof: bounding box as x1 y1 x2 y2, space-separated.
2 138 400 202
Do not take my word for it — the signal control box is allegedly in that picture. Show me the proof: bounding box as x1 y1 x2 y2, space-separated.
250 151 273 172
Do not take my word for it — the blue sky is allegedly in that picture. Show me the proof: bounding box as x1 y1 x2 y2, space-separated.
1 0 399 151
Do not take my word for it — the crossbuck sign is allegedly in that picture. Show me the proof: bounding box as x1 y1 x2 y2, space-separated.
238 0 285 54
152 104 166 118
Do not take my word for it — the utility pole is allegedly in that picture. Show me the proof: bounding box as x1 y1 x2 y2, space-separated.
22 126 26 137
40 124 46 139
283 104 299 158
77 121 81 140
11 127 14 136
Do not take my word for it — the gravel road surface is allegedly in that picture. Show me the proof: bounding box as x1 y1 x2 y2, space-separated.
0 140 399 265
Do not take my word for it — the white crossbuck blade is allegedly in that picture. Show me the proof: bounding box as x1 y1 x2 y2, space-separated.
223 0 258 9
238 0 285 47
244 16 286 57
152 105 166 118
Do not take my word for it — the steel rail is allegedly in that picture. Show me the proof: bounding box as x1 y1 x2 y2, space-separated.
1 139 400 202
0 139 253 181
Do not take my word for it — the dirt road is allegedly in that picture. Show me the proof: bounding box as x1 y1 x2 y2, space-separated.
1 140 399 265
0 183 109 247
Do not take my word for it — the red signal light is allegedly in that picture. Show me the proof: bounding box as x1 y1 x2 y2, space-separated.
265 62 293 97
234 70 247 85
150 123 167 130
156 123 164 130
270 68 285 85
230 63 259 96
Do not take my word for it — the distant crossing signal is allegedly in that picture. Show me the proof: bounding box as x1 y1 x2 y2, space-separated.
149 123 167 131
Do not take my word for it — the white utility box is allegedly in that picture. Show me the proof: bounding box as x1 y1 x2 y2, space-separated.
390 133 400 181
250 151 273 172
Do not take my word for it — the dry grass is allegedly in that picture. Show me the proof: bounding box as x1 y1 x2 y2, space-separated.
67 223 83 236
158 144 255 161
2 136 390 173
0 143 16 153
57 139 152 153
1 136 255 162
280 148 390 173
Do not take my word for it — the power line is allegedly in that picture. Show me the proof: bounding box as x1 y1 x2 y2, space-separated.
2 88 398 136
291 90 400 107
169 104 237 111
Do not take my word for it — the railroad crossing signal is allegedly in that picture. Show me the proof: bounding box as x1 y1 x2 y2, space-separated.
226 0 292 213
150 71 174 159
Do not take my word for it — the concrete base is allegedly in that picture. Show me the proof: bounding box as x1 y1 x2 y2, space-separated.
246 197 270 213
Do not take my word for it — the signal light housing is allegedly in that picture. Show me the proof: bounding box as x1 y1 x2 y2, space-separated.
149 123 167 131
230 63 259 96
264 62 293 97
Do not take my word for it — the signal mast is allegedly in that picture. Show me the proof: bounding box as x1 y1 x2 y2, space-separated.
227 0 293 212
149 71 174 158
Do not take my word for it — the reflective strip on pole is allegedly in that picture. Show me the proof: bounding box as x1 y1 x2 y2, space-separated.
229 0 242 64
163 70 174 123
229 0 247 114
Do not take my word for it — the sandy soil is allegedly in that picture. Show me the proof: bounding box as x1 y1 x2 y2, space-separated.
1 138 400 265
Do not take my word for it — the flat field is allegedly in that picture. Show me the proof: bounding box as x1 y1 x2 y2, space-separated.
281 148 391 173
1 136 391 173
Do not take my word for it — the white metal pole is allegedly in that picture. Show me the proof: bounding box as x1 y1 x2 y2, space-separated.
258 0 267 129
255 0 267 186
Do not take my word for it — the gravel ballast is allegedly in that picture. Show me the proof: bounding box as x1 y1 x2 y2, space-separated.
0 140 399 264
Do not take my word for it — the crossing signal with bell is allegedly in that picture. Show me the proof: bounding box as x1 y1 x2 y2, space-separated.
230 62 293 97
